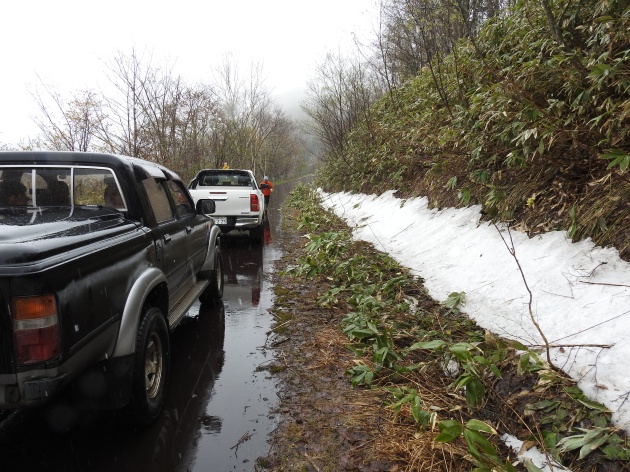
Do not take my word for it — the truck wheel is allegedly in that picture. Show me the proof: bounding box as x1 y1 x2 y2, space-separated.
249 223 264 243
131 306 170 425
200 246 224 304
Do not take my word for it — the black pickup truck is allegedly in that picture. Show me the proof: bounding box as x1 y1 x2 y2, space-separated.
0 151 223 424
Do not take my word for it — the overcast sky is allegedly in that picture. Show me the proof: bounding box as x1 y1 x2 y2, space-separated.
0 0 378 146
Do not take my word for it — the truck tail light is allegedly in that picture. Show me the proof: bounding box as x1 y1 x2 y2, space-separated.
250 194 260 212
11 294 60 365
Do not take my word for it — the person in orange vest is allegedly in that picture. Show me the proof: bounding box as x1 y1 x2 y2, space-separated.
259 175 273 212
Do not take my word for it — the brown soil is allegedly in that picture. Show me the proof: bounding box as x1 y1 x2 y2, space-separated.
257 203 630 472
258 226 405 471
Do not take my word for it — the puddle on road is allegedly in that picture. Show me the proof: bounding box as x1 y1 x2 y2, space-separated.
182 233 283 472
170 184 289 472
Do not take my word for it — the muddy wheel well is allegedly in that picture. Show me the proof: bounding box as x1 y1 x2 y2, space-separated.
144 282 168 320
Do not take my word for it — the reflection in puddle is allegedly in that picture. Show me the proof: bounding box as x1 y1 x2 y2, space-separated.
200 415 222 434
184 210 283 471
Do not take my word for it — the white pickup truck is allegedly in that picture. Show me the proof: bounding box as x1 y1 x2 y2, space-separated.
188 169 265 241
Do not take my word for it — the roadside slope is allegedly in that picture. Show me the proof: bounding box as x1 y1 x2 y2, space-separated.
259 185 630 472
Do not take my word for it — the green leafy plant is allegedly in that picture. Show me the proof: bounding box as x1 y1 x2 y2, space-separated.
435 419 517 471
485 187 504 212
446 176 458 190
346 363 375 387
459 188 472 205
408 339 502 408
557 427 614 460
282 182 630 469
386 386 437 430
600 149 629 171
314 0 630 257
444 291 466 312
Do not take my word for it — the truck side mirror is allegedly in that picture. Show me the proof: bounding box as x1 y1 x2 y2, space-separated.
196 199 216 215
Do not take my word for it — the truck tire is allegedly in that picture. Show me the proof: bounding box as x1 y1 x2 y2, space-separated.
249 223 264 243
200 246 224 305
131 306 170 425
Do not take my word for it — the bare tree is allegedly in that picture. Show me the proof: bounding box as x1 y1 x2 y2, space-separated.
301 51 381 163
98 49 221 180
372 0 514 87
210 54 302 177
26 48 301 182
30 80 105 152
254 106 303 178
99 48 154 157
174 85 221 179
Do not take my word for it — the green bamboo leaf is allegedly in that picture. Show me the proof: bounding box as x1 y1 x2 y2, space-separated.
364 370 374 385
466 378 485 407
449 342 475 360
557 435 587 452
464 429 496 455
600 149 630 171
455 374 472 389
473 355 489 365
508 340 530 351
542 431 559 449
367 320 379 333
435 421 462 442
466 419 497 435
517 353 531 375
409 340 447 350
577 398 612 412
411 397 426 424
414 409 434 426
390 393 416 410
579 431 611 459
438 419 460 430
523 458 545 472
526 400 561 412
589 63 611 78
446 176 458 190
348 328 376 339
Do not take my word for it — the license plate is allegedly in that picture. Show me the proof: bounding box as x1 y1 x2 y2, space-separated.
214 217 227 225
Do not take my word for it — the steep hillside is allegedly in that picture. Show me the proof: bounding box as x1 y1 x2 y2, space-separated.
317 1 629 260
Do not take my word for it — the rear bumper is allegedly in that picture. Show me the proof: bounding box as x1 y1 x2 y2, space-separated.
0 354 134 410
0 373 67 408
24 375 67 401
215 215 262 231
234 217 261 229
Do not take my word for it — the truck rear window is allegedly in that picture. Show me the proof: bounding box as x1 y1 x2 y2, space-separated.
0 166 127 210
196 171 253 188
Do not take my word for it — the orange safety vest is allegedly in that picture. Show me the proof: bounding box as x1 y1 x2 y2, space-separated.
259 180 273 196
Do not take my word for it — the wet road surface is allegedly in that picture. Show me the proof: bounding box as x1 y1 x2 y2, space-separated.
0 182 293 472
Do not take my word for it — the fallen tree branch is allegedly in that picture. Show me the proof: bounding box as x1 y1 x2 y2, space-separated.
269 319 293 333
230 431 255 452
578 280 630 288
272 336 290 347
493 223 561 373
527 343 612 349
551 309 630 344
